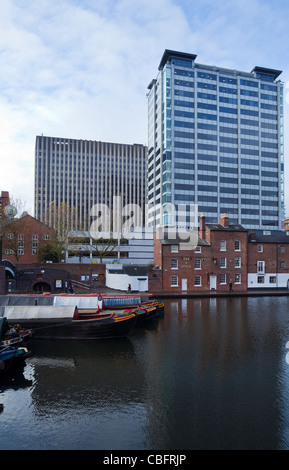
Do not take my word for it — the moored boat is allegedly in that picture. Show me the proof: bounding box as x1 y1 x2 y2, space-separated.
0 345 32 374
0 293 165 317
0 305 137 340
0 317 31 348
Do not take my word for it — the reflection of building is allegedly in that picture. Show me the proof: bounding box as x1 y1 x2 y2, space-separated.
284 217 289 230
34 135 147 231
147 49 284 230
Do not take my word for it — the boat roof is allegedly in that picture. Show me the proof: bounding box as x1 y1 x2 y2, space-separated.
0 305 77 320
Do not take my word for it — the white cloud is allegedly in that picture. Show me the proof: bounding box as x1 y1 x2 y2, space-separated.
0 0 288 215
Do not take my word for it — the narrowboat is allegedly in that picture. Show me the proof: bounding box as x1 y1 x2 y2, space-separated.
0 305 137 340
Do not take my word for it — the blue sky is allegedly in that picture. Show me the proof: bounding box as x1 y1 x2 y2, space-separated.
0 0 288 216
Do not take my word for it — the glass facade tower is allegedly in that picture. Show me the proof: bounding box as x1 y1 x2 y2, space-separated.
147 50 284 230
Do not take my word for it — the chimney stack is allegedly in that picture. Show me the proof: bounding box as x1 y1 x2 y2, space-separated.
219 213 229 227
249 229 256 242
199 213 206 240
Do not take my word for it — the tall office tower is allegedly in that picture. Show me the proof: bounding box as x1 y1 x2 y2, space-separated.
147 50 284 230
35 136 147 231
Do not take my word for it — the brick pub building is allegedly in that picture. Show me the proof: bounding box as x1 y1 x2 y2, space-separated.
151 214 248 293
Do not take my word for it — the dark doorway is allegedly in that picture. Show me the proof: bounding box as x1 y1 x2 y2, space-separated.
33 282 51 293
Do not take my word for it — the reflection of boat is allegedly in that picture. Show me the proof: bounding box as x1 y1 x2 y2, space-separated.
1 306 138 340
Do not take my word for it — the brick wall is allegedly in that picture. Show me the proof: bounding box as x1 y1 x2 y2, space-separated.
150 214 248 293
2 214 56 264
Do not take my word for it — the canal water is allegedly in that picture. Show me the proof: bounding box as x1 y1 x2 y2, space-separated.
1 295 289 450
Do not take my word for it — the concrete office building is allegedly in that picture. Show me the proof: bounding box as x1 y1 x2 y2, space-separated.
147 50 284 231
35 136 147 231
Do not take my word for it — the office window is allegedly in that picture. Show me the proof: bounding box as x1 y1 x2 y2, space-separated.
194 275 201 286
280 262 286 269
257 245 263 252
220 257 226 268
257 276 265 284
269 276 276 283
171 245 178 253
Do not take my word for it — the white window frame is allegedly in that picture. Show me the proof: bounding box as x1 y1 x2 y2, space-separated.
235 273 241 284
220 240 226 251
257 261 265 273
235 240 241 251
235 257 241 268
220 273 227 284
220 257 226 268
171 258 178 270
171 275 178 287
194 275 201 287
194 258 201 270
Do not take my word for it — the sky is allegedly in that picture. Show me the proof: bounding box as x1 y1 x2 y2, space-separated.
0 0 289 217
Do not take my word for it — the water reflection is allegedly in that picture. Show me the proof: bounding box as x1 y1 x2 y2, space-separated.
1 296 289 449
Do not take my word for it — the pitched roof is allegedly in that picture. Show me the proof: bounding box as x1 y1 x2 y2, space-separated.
250 232 289 244
160 236 210 246
206 223 247 232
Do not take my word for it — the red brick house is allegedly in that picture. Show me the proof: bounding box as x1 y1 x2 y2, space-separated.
150 213 248 293
248 230 289 289
2 214 56 265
